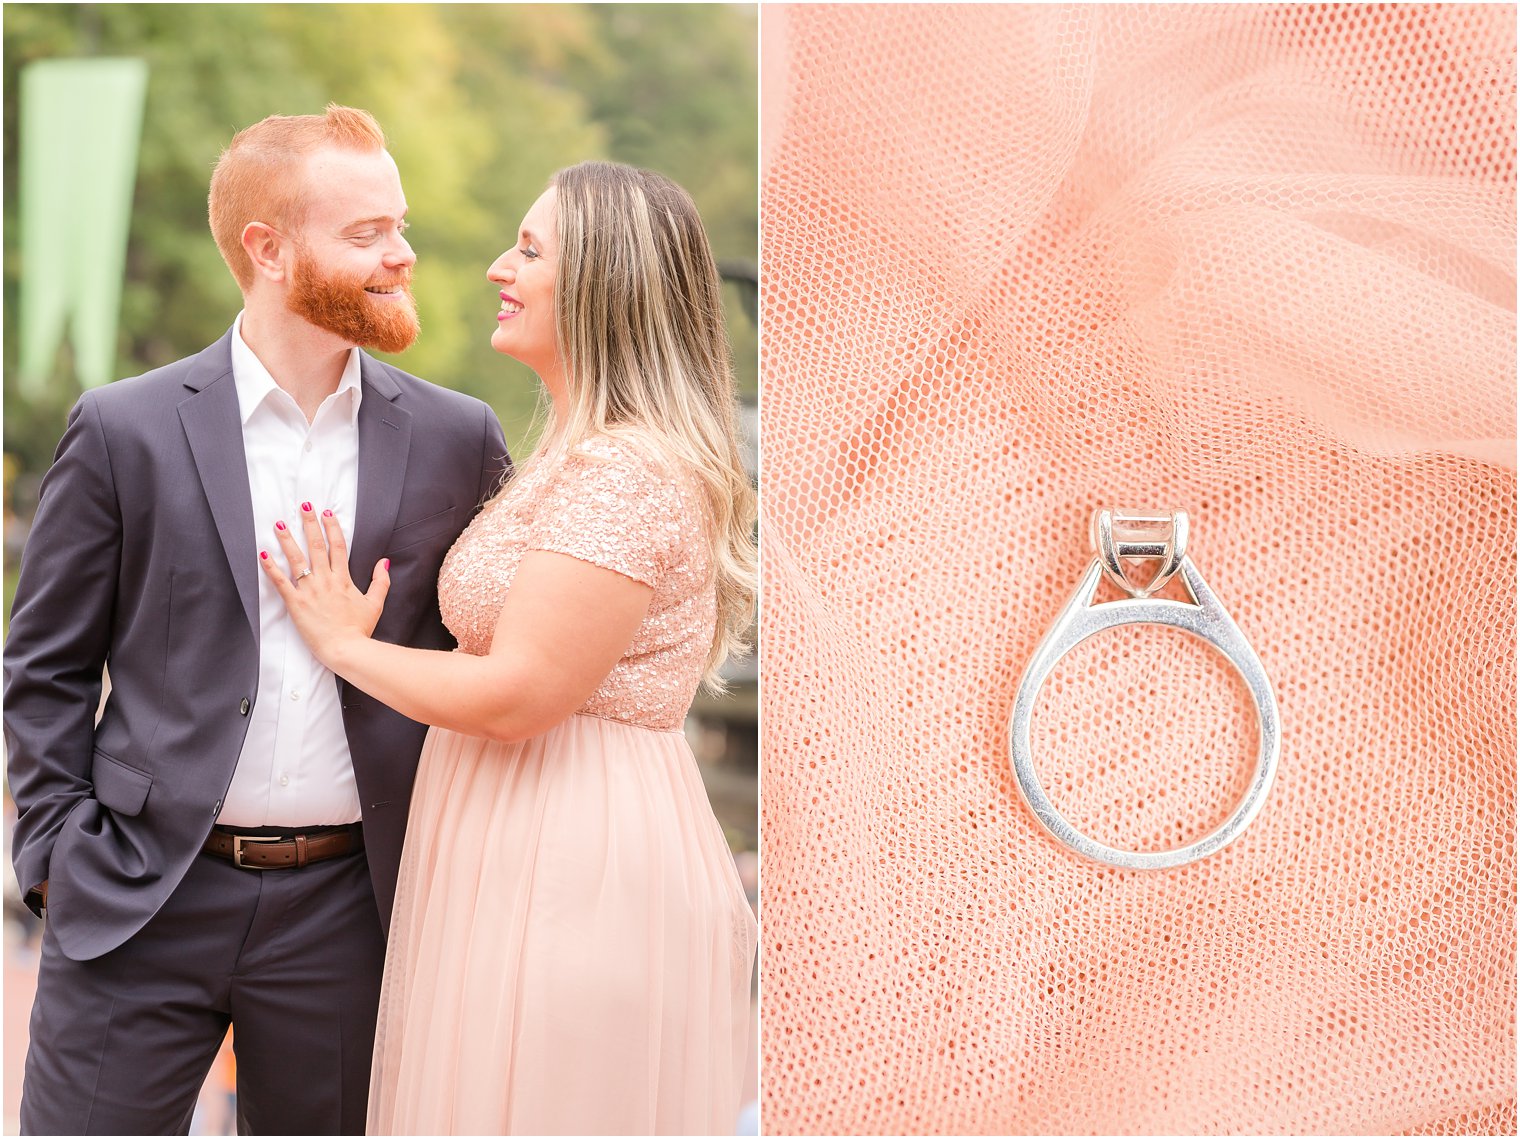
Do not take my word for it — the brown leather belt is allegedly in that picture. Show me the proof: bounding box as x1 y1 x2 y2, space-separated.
203 824 364 870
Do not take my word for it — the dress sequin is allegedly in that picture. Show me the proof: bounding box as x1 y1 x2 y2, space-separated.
437 434 715 731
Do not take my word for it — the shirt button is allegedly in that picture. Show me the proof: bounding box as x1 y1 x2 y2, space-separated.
290 690 301 702
304 441 313 452
279 774 290 787
239 698 250 715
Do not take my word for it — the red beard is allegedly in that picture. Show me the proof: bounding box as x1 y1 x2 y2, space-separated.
287 248 420 354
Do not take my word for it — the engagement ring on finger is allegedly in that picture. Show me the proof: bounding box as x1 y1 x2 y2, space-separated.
295 569 314 581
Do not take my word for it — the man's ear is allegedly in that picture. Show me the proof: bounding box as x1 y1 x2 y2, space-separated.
241 221 289 284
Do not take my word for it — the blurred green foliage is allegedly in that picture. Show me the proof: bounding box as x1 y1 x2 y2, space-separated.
2 3 757 492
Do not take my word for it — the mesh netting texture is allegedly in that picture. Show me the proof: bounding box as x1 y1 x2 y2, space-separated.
759 4 1516 1135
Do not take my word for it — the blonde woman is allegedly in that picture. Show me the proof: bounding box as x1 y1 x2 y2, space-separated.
260 161 758 1134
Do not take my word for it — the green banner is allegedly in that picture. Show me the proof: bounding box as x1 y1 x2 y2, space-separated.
19 57 148 392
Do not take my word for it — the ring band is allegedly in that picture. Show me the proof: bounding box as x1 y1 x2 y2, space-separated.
1009 511 1280 870
295 569 313 581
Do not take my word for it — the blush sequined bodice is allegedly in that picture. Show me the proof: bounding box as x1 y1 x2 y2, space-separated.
437 435 715 731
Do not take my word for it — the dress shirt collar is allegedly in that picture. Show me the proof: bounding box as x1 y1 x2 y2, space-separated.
230 311 363 426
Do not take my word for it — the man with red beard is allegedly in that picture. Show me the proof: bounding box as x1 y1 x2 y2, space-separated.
4 106 508 1134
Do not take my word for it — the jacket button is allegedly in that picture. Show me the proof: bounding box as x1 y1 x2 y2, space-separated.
239 698 251 715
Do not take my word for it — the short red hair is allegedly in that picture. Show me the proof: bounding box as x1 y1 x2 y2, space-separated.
208 104 387 290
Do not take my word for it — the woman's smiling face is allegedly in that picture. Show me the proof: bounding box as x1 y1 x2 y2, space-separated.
487 187 560 385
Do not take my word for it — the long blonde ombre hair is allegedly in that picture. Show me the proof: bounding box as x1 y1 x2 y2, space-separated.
522 161 756 687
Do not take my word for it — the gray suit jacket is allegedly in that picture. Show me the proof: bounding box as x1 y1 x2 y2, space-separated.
4 328 510 961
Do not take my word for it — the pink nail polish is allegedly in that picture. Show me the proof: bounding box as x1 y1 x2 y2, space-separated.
383 559 391 570
260 551 269 560
275 521 286 531
323 509 333 518
301 502 312 513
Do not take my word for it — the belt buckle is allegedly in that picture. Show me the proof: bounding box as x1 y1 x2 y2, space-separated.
231 835 281 869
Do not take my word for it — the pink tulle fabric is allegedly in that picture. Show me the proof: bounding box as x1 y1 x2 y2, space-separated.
759 5 1515 1134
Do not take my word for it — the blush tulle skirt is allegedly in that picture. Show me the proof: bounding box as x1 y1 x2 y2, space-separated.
366 713 757 1135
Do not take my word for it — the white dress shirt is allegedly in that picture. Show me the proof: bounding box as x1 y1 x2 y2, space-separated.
217 313 363 826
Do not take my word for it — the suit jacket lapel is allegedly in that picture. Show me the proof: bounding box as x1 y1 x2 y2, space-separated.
178 331 260 640
350 354 412 590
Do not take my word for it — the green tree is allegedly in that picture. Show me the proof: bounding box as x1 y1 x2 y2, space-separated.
4 3 757 487
565 4 759 394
